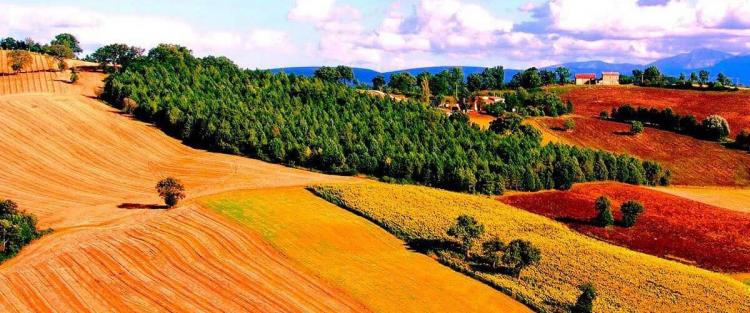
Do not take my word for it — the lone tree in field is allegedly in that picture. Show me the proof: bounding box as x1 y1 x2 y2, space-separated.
620 200 644 227
50 33 82 55
447 215 485 257
46 44 74 70
7 50 32 74
155 177 186 207
572 283 597 313
502 239 541 278
630 121 644 135
594 196 614 227
481 237 505 269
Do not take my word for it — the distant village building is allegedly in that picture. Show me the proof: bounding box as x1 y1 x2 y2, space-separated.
575 73 596 85
470 96 504 112
600 72 620 85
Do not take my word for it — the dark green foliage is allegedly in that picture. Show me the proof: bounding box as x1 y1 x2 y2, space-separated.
489 113 523 135
594 196 614 227
502 239 541 277
50 33 82 54
387 72 418 95
555 67 571 84
91 43 145 73
447 215 485 256
612 105 731 141
155 177 186 207
481 237 505 269
735 129 750 151
372 75 386 91
314 66 354 84
572 283 597 313
0 200 47 263
502 89 571 117
564 118 576 131
70 67 79 83
620 200 645 227
103 45 666 194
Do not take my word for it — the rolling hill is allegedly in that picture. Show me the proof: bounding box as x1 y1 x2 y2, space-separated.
0 68 533 311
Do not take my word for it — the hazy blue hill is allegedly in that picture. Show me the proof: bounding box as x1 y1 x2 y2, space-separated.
649 49 733 76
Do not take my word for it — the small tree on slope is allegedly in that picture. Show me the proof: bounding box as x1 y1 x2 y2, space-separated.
156 177 186 208
572 283 597 313
594 196 614 227
447 215 485 257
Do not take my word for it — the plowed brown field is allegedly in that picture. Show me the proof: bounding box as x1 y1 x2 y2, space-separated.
0 71 532 311
531 116 750 186
561 85 750 135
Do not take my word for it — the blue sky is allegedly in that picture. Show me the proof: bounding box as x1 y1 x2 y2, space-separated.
1 0 749 71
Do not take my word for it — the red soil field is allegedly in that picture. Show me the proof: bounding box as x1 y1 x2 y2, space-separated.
533 116 750 186
499 182 750 272
561 86 750 136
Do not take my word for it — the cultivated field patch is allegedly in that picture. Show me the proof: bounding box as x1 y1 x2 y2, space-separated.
500 182 750 272
533 116 750 186
200 187 531 313
313 182 750 313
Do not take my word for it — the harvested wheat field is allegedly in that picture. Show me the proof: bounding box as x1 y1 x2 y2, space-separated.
654 186 750 213
199 188 531 313
0 50 57 74
0 72 533 312
499 182 750 272
313 182 750 312
561 85 750 134
532 116 750 186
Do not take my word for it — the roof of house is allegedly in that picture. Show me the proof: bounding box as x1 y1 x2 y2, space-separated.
575 73 596 79
602 72 620 75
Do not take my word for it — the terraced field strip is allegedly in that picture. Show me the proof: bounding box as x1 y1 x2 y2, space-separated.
199 187 532 313
0 205 367 312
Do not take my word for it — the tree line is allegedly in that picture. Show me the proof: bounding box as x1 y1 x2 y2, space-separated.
630 66 737 91
607 104 731 141
2 33 82 73
103 44 669 194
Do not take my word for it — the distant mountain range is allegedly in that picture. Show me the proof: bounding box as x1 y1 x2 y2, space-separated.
270 49 750 85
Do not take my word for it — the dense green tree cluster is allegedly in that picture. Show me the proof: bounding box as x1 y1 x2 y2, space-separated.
314 66 355 84
90 43 145 73
0 200 47 263
500 88 573 116
610 104 731 141
466 66 505 91
1 33 81 58
104 44 668 194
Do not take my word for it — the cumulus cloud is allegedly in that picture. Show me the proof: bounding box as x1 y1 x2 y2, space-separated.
0 3 294 68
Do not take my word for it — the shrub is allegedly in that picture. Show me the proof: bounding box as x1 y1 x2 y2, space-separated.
572 283 597 313
481 237 505 269
489 113 523 135
701 115 730 141
599 111 609 120
447 215 485 257
7 50 32 74
594 196 614 227
0 199 46 262
155 177 186 207
70 68 79 83
620 200 645 227
502 239 541 277
630 121 644 135
563 118 576 131
736 129 750 150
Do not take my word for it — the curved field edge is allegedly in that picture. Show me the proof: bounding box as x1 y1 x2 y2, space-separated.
311 182 750 313
197 187 532 313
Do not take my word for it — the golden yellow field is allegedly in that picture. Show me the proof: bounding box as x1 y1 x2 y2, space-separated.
312 182 750 313
198 187 532 313
653 186 750 213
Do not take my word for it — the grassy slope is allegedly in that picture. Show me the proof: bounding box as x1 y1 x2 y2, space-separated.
199 187 532 313
313 182 750 313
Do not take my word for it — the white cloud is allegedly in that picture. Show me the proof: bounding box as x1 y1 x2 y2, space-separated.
0 3 294 67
